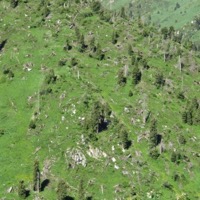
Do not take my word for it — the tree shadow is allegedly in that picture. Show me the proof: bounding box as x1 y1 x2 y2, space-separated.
65 196 74 200
156 134 162 145
0 39 7 51
25 190 30 197
41 179 50 191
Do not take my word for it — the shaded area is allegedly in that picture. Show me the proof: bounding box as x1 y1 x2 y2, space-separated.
41 179 50 191
25 190 30 198
65 196 74 200
0 40 7 52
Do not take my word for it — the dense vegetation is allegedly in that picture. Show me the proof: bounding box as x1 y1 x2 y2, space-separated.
0 0 200 199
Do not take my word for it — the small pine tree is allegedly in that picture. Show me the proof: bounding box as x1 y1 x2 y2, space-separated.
91 1 102 13
155 72 165 88
187 111 193 125
96 43 105 60
131 55 136 65
120 128 130 149
33 160 41 192
193 109 200 125
78 179 85 200
120 7 126 18
18 180 27 199
191 97 199 110
128 44 133 56
132 66 141 85
182 111 187 123
149 148 160 159
57 180 68 200
149 119 158 148
118 68 126 86
78 34 86 52
75 27 81 41
10 0 18 8
112 31 119 44
89 37 96 52
63 39 72 51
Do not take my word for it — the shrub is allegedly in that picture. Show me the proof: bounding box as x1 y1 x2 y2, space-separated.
18 180 27 199
29 120 36 129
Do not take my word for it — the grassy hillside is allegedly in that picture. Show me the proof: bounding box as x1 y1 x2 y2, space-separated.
103 0 200 42
0 0 200 199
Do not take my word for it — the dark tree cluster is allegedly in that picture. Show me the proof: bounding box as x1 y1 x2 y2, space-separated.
182 97 200 125
10 0 18 8
91 1 102 13
161 26 175 40
132 66 142 86
85 101 111 136
118 68 127 86
119 126 131 149
154 72 165 88
44 69 57 84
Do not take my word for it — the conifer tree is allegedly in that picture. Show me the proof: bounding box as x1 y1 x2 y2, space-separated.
89 36 96 52
132 66 141 85
131 55 137 65
118 68 126 86
149 119 158 148
96 43 105 60
187 111 193 125
78 34 86 52
120 128 130 149
78 179 85 200
33 160 41 192
91 1 102 13
112 31 119 44
57 180 68 200
128 44 133 56
182 111 187 123
10 0 18 8
120 7 126 18
75 27 81 41
63 39 72 51
18 180 27 199
155 72 165 88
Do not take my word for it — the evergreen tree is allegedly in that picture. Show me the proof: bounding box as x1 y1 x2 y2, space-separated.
91 1 101 13
149 119 158 148
120 7 126 18
161 27 168 39
33 160 41 192
75 27 81 41
10 0 18 8
182 111 187 123
96 43 105 60
120 127 130 149
132 66 141 85
191 97 199 110
155 72 165 88
131 55 137 65
78 34 87 52
128 44 133 56
85 101 105 134
193 109 200 125
78 179 85 200
118 68 126 86
57 180 68 200
112 31 119 44
18 180 27 199
89 36 96 52
187 111 193 125
63 39 72 51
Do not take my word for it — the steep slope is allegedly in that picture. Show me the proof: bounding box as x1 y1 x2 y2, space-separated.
0 0 200 199
103 0 200 42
